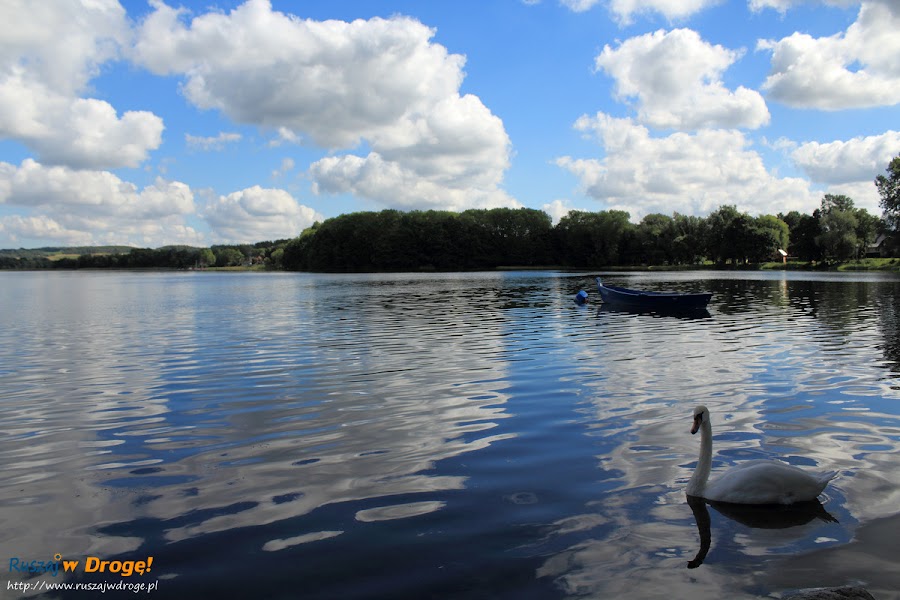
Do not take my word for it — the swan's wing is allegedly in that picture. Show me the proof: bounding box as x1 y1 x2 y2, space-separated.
704 460 831 505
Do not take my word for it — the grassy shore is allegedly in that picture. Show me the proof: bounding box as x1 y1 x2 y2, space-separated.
758 258 900 271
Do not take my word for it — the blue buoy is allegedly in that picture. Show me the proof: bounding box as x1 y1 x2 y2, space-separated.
574 290 588 305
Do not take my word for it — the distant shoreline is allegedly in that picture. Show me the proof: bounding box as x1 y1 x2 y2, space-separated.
4 259 899 273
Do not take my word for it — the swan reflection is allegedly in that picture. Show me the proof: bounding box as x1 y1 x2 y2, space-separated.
687 494 838 569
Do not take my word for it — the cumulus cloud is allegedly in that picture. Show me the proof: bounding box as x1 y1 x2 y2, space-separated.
268 127 301 148
185 131 242 151
0 215 94 247
0 0 164 169
790 131 900 184
595 29 769 130
541 199 578 224
554 0 720 21
132 0 515 212
557 113 816 218
1 159 193 217
204 186 323 242
559 0 603 11
758 0 900 109
819 180 883 213
271 158 295 179
310 152 518 212
560 0 720 23
750 0 857 12
0 0 127 95
0 159 201 247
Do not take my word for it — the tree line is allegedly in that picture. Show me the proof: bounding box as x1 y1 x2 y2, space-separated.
4 155 899 272
281 155 900 271
279 198 891 272
1 201 894 272
0 242 290 270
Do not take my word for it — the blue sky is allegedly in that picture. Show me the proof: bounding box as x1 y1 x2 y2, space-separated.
1 0 899 248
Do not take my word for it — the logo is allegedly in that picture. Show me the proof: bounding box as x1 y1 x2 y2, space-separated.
8 553 154 577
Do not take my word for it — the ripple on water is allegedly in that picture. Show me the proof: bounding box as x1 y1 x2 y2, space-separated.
0 271 899 599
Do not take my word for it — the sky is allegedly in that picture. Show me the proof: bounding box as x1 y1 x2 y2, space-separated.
1 0 899 248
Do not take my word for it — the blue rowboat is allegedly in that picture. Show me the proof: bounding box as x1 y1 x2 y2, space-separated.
596 277 712 310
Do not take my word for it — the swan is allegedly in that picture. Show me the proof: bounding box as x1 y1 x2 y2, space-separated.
686 405 835 505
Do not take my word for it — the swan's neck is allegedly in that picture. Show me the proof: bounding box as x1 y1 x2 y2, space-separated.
687 419 712 496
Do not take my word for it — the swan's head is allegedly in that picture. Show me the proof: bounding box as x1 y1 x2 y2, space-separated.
691 405 709 435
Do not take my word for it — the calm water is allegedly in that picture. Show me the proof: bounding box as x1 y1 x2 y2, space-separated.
1 270 899 599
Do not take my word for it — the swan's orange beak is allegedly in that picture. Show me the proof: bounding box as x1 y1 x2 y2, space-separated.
691 414 701 435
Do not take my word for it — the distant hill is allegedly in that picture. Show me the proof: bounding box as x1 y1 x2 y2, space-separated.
0 246 135 260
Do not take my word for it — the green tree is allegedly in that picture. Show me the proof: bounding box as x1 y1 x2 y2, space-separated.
854 208 880 259
817 209 858 262
670 213 705 265
636 213 675 264
554 210 631 267
215 247 244 267
282 222 319 270
198 248 215 267
820 194 855 214
875 155 900 230
815 195 866 261
781 210 821 261
751 215 790 262
268 248 284 269
725 213 756 264
704 205 741 264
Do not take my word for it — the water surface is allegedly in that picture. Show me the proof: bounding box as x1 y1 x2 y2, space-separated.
1 270 898 599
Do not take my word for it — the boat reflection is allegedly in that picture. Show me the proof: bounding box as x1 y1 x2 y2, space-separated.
686 494 838 569
597 303 712 320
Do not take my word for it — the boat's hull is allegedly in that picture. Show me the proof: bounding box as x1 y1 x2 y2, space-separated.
596 278 712 310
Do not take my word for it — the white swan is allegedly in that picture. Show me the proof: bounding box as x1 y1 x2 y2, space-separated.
687 405 836 505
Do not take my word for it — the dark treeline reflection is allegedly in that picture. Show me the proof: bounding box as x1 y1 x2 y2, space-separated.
696 275 900 371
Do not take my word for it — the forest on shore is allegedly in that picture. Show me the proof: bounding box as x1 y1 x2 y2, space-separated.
4 156 900 272
279 198 891 271
0 199 895 272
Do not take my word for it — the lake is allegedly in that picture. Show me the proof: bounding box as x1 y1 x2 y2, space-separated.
1 270 899 599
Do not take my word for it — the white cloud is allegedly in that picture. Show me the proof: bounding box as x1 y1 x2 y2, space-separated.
560 0 602 11
790 131 900 184
132 1 464 148
610 0 721 23
0 159 201 247
271 158 295 179
268 127 301 148
185 131 242 151
0 0 127 96
541 199 578 224
132 0 515 212
750 0 857 12
557 113 816 218
204 186 323 243
0 215 94 247
310 152 519 212
758 0 900 109
595 29 769 130
821 180 883 213
557 0 720 20
0 159 193 218
0 0 164 169
0 76 163 169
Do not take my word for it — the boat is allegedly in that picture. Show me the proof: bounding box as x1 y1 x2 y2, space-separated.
596 277 712 310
